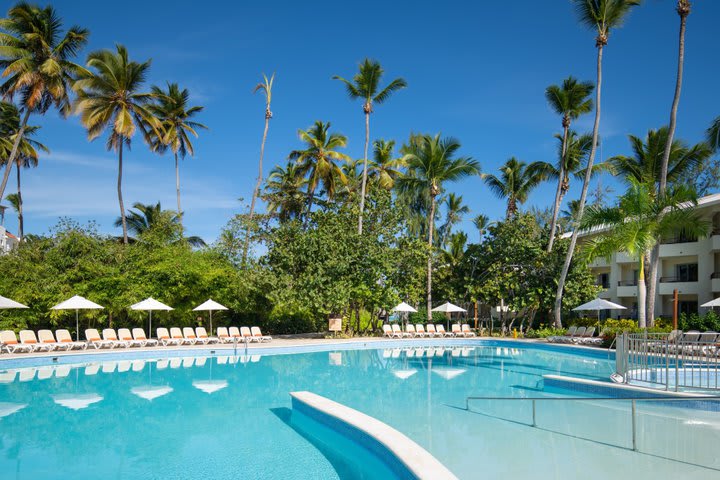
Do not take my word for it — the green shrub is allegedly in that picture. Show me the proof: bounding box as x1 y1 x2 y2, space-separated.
679 311 720 332
524 326 567 338
408 311 452 324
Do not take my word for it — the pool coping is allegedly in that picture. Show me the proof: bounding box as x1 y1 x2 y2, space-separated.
290 391 458 480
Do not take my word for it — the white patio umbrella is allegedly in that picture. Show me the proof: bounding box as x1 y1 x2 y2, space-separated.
432 302 467 330
193 299 228 336
51 295 104 341
701 298 720 308
573 298 627 323
391 302 417 330
130 298 173 339
0 295 28 309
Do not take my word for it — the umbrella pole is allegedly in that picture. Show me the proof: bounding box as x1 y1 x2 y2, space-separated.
149 311 153 339
210 310 213 337
76 309 79 341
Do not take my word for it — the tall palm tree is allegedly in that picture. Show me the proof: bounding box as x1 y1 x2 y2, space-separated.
473 214 489 240
148 82 207 217
263 161 308 223
440 193 469 247
0 102 47 242
659 1 692 197
244 73 274 264
554 0 641 328
333 59 407 234
113 201 205 247
369 139 404 190
73 45 160 244
482 157 547 219
288 121 350 217
582 179 708 327
0 2 88 203
396 134 479 321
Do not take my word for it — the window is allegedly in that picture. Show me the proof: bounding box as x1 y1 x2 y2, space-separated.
678 300 697 316
675 263 698 282
597 273 609 289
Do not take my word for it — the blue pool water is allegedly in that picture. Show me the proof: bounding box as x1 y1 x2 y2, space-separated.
0 342 718 479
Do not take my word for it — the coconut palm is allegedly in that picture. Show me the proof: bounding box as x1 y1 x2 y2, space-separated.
442 231 468 266
0 2 88 203
439 193 469 247
73 45 160 244
369 139 404 190
333 59 407 234
113 201 205 247
263 162 308 223
582 179 708 327
482 157 547 219
288 121 351 218
554 0 641 328
659 0 692 197
545 77 594 251
244 73 274 264
396 134 480 320
473 214 489 240
147 82 207 217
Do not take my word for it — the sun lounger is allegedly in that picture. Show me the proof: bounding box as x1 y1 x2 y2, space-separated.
559 326 585 343
451 324 464 337
435 325 454 337
549 326 577 343
405 324 419 338
117 328 144 347
426 324 440 338
102 329 129 348
415 324 430 337
240 326 258 342
461 324 477 337
0 331 34 353
38 330 72 351
383 324 397 338
171 327 193 345
392 324 411 338
251 326 271 342
181 327 199 345
228 327 242 341
216 327 233 343
132 328 159 347
156 328 181 346
573 326 596 344
85 329 115 349
56 329 87 350
20 330 54 352
196 327 218 344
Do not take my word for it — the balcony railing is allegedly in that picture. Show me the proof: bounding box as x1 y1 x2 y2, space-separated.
711 272 720 279
617 280 638 287
659 276 697 283
662 236 698 245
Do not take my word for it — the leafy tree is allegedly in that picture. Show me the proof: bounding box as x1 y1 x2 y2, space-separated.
0 2 88 203
333 59 407 234
482 157 546 219
74 45 160 244
554 0 641 328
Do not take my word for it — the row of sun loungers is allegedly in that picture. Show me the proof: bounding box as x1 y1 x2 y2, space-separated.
0 326 272 353
383 323 477 338
548 326 601 345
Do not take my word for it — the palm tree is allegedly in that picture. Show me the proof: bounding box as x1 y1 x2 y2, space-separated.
0 102 47 242
440 193 469 247
113 201 205 247
369 139 404 189
333 59 407 234
396 134 480 321
442 231 468 266
263 162 308 223
545 77 594 251
708 116 720 152
148 82 207 217
244 73 274 264
659 1 692 197
0 3 88 203
473 214 489 240
582 179 708 327
288 121 350 217
73 45 160 244
554 0 641 328
482 157 547 219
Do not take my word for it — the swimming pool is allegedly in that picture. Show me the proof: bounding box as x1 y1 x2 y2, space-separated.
0 341 717 479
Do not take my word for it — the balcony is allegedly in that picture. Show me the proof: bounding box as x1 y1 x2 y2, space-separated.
712 234 720 252
659 239 700 258
659 277 699 296
589 257 609 268
712 272 720 292
615 252 636 264
598 289 611 299
617 280 638 298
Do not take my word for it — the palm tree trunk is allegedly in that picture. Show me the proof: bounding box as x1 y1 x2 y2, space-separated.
553 44 604 328
646 245 659 326
357 111 370 235
638 253 647 328
16 165 23 242
118 142 128 244
547 125 570 252
175 152 182 218
243 113 270 264
427 195 436 321
0 109 30 204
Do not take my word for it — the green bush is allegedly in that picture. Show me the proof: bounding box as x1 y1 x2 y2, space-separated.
408 311 453 324
265 306 322 334
679 311 720 332
524 326 567 338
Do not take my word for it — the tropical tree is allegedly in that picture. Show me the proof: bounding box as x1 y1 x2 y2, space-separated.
333 59 407 234
263 162 308 223
581 179 708 327
482 157 547 219
0 2 88 203
545 77 594 252
148 82 207 217
473 214 489 240
113 201 205 247
396 134 479 321
288 121 350 217
439 193 469 247
553 0 641 328
369 139 404 189
73 44 160 244
244 73 274 264
708 116 720 152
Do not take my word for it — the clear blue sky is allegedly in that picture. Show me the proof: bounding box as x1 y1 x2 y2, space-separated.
5 0 720 243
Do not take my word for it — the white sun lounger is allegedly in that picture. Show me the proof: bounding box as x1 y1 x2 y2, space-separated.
38 330 72 351
240 326 258 342
228 326 242 341
415 325 430 337
181 327 199 345
251 327 272 342
0 331 33 353
196 327 218 344
216 327 233 343
85 329 115 349
56 329 87 350
20 330 54 352
392 324 411 338
405 324 419 338
171 327 193 345
435 325 454 338
425 324 440 338
157 328 181 346
103 329 129 348
132 328 159 347
549 326 577 343
383 325 398 338
117 328 144 348
461 324 477 337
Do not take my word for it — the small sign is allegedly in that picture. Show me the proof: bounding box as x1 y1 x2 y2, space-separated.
328 317 342 332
